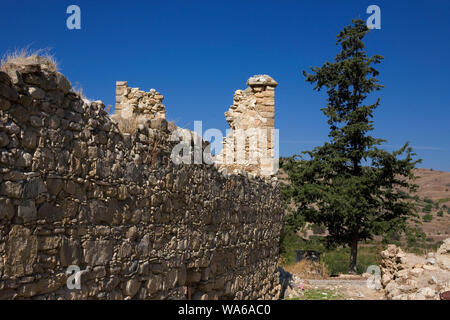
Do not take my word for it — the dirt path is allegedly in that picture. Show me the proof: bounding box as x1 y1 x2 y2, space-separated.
302 278 385 300
281 263 386 300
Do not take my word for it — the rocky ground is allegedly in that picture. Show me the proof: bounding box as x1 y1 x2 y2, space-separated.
280 238 450 300
280 270 384 300
380 239 450 300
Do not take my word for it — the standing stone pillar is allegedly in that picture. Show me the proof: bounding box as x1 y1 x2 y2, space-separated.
115 81 128 115
217 75 278 176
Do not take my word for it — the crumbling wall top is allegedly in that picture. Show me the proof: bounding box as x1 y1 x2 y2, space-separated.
115 81 166 120
246 75 278 88
216 74 278 176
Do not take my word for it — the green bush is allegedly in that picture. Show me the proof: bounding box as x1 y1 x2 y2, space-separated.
437 210 444 217
397 190 410 198
404 228 426 247
423 214 433 222
423 204 433 213
279 231 305 265
311 223 327 235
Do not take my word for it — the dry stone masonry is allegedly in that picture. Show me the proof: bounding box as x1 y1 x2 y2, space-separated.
0 56 284 300
380 241 450 300
115 81 166 120
216 75 278 176
113 81 167 134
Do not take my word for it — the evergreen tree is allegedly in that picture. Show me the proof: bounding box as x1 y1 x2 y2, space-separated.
282 20 421 273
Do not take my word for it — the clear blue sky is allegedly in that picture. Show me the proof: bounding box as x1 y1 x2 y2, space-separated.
1 1 449 171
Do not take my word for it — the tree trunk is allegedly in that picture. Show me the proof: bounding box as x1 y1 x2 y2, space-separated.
349 235 358 274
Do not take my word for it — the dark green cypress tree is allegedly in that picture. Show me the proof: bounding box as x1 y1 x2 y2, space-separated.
282 19 421 273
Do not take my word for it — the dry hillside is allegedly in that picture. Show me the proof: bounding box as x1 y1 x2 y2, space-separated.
412 168 450 203
409 168 450 243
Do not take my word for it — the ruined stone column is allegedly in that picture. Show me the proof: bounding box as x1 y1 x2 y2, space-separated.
217 75 278 176
114 81 166 121
115 81 128 115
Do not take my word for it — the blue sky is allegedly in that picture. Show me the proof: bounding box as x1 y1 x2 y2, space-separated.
1 1 449 171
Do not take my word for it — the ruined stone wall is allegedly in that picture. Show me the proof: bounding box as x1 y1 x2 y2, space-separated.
380 243 450 300
115 81 166 122
216 75 277 176
0 57 283 300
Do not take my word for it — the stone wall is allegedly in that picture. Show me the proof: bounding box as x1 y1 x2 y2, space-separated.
112 81 171 136
0 56 284 300
380 242 450 300
216 75 278 176
114 81 166 122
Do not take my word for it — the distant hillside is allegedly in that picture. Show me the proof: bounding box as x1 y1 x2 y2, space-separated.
412 168 450 204
409 168 450 244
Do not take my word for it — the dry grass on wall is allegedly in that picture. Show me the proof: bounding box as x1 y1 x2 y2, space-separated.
0 47 58 73
111 114 139 135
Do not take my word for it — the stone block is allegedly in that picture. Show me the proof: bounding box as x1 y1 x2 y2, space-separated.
18 200 36 221
0 83 18 101
124 278 141 298
0 198 15 220
56 72 72 93
5 225 38 277
27 86 45 99
83 240 113 267
0 131 9 147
